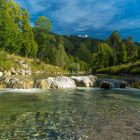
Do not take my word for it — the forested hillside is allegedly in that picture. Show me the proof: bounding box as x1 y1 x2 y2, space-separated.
0 0 140 74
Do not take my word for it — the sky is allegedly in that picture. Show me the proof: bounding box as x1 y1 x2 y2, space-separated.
15 0 140 41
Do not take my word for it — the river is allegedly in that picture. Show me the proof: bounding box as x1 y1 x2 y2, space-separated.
0 87 140 140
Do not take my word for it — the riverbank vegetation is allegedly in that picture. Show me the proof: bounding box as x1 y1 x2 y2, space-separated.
97 61 140 75
0 0 140 75
0 49 65 74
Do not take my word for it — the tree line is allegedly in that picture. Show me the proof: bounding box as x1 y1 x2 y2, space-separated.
0 0 140 73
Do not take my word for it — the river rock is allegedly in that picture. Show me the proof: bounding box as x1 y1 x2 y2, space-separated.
21 64 29 70
25 70 32 75
0 71 3 77
4 71 12 77
100 81 112 89
0 78 6 88
19 79 34 89
6 78 34 89
47 76 76 89
10 67 17 75
71 75 97 87
119 81 127 88
18 60 25 65
34 79 50 89
19 69 26 75
125 78 140 88
6 78 20 88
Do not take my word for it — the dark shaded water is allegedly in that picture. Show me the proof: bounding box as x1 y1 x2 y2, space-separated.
0 88 140 140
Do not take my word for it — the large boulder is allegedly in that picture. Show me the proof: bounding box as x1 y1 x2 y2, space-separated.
19 79 34 89
71 75 97 87
47 76 76 89
119 81 127 88
6 78 34 89
6 78 20 88
98 78 128 89
34 79 50 89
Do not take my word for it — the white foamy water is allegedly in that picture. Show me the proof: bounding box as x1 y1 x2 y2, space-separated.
0 88 45 94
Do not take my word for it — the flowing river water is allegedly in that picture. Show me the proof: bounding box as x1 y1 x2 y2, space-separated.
0 87 140 140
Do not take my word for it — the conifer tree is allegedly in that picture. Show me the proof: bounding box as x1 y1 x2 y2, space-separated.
108 31 122 65
34 16 52 59
119 43 127 63
54 37 69 68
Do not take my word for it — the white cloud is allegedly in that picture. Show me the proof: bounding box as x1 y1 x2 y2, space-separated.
16 0 140 37
105 18 140 30
54 0 119 31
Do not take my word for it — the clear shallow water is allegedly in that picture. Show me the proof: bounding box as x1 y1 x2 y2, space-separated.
0 88 140 140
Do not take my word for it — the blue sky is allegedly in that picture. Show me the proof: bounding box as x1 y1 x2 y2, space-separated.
15 0 140 41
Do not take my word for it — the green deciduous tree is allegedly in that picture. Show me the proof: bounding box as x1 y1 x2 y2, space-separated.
0 0 21 53
20 9 38 57
93 43 112 70
34 16 51 32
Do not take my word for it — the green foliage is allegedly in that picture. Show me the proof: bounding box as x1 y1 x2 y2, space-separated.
77 43 92 64
0 0 38 57
130 67 140 75
53 37 69 68
97 61 140 75
0 0 21 53
119 43 127 63
34 16 51 32
67 55 89 73
108 31 122 65
124 37 136 57
108 31 122 48
34 16 52 60
0 50 15 70
20 9 38 57
93 43 112 71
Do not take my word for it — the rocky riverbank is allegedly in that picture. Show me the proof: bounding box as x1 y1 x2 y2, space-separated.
0 60 60 77
0 73 140 89
0 54 66 78
0 75 97 89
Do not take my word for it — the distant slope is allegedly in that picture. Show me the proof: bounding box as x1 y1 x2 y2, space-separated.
97 60 140 75
63 35 104 56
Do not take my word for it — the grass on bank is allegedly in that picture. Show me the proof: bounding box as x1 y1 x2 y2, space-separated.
0 50 66 74
97 60 140 75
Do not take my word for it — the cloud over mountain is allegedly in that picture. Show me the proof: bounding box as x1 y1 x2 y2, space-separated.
16 0 140 40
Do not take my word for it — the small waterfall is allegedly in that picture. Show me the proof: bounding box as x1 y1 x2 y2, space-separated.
99 79 127 89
